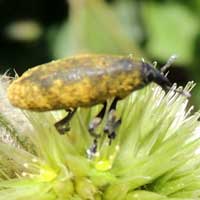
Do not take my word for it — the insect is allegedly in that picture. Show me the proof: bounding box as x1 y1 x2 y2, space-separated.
7 54 189 155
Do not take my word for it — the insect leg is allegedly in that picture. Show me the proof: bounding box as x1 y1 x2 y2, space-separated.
87 102 107 157
88 102 107 137
55 108 77 134
104 97 121 144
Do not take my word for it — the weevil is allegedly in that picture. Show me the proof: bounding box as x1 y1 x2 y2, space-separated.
7 54 189 155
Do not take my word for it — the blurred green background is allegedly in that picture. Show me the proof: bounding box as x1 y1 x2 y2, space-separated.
0 0 199 108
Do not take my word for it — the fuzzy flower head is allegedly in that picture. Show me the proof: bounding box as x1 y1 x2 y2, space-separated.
0 74 200 200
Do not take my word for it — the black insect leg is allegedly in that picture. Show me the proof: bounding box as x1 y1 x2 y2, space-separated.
88 102 107 137
55 108 77 134
104 97 121 144
87 102 107 156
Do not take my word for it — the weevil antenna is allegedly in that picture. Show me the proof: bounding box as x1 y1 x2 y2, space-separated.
165 86 191 98
161 54 178 73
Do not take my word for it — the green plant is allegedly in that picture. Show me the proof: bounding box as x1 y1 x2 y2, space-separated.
0 75 199 200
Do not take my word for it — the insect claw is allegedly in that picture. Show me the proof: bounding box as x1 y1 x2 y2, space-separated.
87 139 98 159
88 122 101 138
108 132 116 145
103 125 109 134
104 117 121 145
54 108 77 134
55 123 70 135
88 102 107 138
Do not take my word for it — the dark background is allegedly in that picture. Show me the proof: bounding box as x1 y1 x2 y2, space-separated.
0 0 199 107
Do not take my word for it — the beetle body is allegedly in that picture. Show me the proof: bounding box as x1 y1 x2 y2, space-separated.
7 54 171 111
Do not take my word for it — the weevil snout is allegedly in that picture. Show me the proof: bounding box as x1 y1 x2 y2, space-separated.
152 69 172 93
143 62 191 98
143 62 172 92
155 73 191 98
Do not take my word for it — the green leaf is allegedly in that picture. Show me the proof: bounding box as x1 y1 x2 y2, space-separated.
143 2 199 65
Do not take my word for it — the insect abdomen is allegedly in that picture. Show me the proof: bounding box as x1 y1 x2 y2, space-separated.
7 55 144 111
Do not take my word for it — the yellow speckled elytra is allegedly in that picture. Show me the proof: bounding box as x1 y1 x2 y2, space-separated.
7 54 181 156
7 54 173 111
